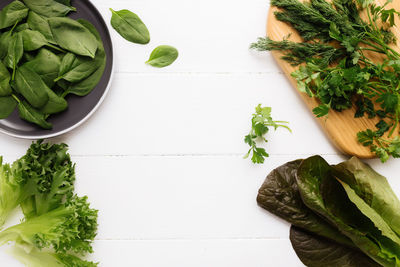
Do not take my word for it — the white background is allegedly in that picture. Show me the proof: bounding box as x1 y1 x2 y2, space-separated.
1 0 400 266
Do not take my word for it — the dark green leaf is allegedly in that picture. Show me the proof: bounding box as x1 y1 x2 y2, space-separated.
110 8 150 44
0 31 12 59
376 93 398 113
20 29 48 51
257 160 354 247
22 0 76 18
48 17 98 58
146 45 179 68
56 53 101 83
40 87 67 114
0 61 12 96
15 23 29 32
64 19 106 96
15 65 49 108
0 96 17 119
297 156 400 267
0 1 28 30
24 48 61 88
4 33 24 79
17 101 52 129
375 120 390 137
290 226 380 267
27 11 55 44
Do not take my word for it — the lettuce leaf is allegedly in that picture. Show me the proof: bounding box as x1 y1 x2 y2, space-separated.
334 157 400 237
257 160 354 247
296 156 400 267
290 226 380 267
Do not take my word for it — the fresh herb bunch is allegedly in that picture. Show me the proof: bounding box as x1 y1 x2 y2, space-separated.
244 105 291 164
252 0 400 162
0 0 107 129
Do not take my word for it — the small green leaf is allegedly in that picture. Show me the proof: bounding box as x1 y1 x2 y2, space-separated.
312 104 330 118
146 45 179 68
110 8 150 44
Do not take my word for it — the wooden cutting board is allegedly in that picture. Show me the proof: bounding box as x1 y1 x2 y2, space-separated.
267 0 400 158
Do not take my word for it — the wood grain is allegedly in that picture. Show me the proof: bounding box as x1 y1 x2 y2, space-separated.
267 0 400 158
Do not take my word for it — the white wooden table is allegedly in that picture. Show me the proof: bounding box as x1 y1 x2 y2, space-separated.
1 0 400 266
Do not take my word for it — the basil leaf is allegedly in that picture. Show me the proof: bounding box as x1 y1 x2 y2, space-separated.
24 48 61 88
0 96 17 119
110 8 150 44
27 11 55 44
65 19 106 96
40 87 67 114
15 65 49 108
22 0 76 18
146 45 178 68
257 160 354 247
48 17 98 58
56 52 101 83
290 226 380 267
4 33 24 80
296 156 400 267
17 100 52 129
0 62 12 96
0 1 28 30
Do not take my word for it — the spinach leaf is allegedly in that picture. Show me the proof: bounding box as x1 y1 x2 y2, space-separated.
17 100 52 129
27 11 55 44
24 48 61 88
290 226 380 267
15 65 49 108
334 157 400 237
48 17 98 58
4 33 24 80
0 96 17 119
22 0 76 18
0 1 28 30
296 156 400 267
15 23 29 32
20 29 48 51
146 45 179 68
0 31 12 59
0 62 12 96
20 29 64 52
257 160 354 247
40 87 67 114
64 19 106 96
110 8 150 44
56 52 101 83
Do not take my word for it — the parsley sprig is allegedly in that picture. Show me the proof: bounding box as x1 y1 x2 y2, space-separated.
252 0 400 162
244 105 291 164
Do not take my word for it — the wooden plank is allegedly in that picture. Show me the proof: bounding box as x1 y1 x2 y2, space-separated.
267 0 400 158
0 239 304 267
0 73 338 156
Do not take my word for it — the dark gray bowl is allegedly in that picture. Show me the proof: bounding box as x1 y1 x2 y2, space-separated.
0 0 114 139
